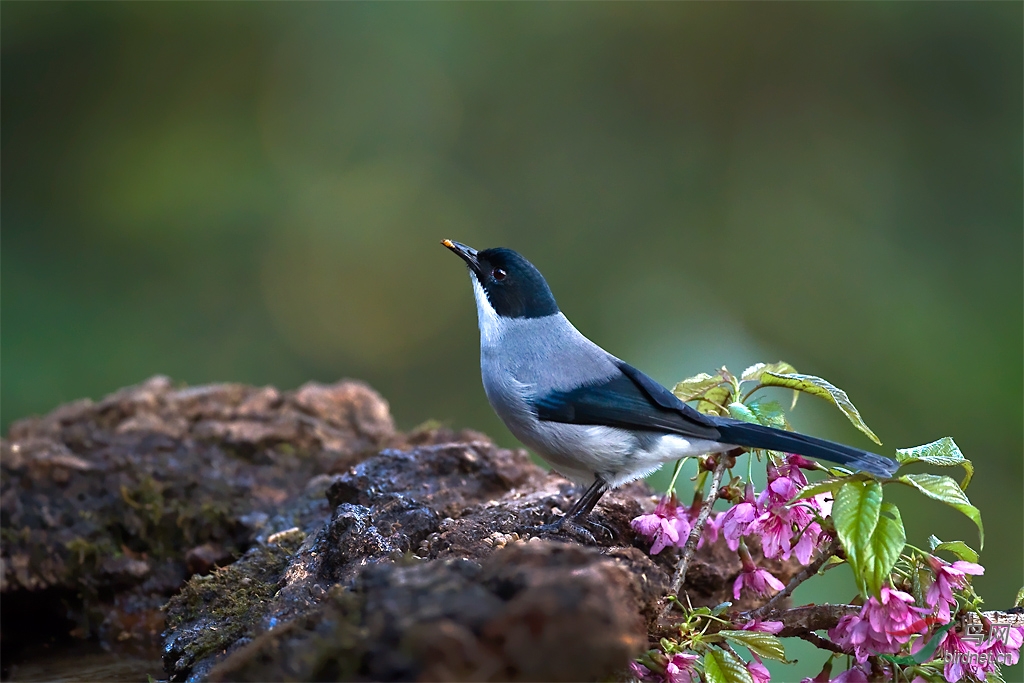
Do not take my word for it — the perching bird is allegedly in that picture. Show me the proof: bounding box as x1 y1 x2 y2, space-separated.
441 240 898 536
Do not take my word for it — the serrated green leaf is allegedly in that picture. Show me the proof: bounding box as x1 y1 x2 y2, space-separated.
673 372 725 402
760 372 881 445
932 540 979 565
728 402 758 424
1015 586 1024 608
741 363 768 382
698 385 732 416
742 361 799 408
897 474 984 548
747 399 789 430
718 630 788 662
833 480 883 597
704 648 754 683
895 437 974 490
863 502 905 596
792 477 849 501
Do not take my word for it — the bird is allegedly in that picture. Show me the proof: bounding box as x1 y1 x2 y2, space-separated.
441 239 899 537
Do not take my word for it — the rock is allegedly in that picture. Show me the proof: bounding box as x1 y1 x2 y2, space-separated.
185 544 233 577
2 377 803 681
162 437 800 681
205 542 647 682
0 376 395 656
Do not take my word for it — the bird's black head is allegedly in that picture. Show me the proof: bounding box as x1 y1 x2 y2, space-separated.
442 240 559 318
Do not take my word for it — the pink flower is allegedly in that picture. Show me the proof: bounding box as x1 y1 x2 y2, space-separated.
830 663 870 683
749 477 827 563
798 659 833 683
631 496 691 555
761 473 801 506
738 618 784 634
694 509 720 549
924 557 984 622
664 653 699 683
719 485 760 551
828 586 929 662
629 661 658 682
747 654 771 683
975 625 1024 675
930 627 983 682
768 454 815 489
733 566 786 600
812 491 833 518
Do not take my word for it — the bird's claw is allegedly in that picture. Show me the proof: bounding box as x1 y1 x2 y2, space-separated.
521 515 614 545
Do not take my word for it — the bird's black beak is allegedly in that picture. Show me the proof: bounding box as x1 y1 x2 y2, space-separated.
441 239 481 273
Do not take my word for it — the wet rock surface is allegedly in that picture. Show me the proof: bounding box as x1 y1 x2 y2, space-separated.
1 378 801 681
1 376 395 661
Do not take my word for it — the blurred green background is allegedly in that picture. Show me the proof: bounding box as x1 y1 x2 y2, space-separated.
2 2 1021 677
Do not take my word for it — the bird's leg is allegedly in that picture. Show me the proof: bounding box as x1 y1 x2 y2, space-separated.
564 477 608 520
522 478 611 542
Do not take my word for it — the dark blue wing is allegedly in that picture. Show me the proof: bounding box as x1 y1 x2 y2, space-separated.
530 360 898 477
530 361 722 440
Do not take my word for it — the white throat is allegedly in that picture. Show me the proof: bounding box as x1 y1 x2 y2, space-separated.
471 275 504 346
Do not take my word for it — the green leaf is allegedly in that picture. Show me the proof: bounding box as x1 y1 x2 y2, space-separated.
703 648 754 683
719 630 788 662
728 402 758 424
760 372 882 445
986 667 1006 683
863 502 906 597
741 363 769 382
743 361 799 407
926 536 979 564
747 399 789 430
673 372 725 402
911 621 956 664
897 474 984 548
698 386 732 416
910 664 954 683
792 477 850 501
895 437 974 490
833 480 883 597
1015 586 1024 608
819 555 845 574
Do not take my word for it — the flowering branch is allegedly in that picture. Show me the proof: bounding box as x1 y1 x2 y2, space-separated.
741 602 860 637
632 364 1019 683
659 448 737 620
749 537 842 620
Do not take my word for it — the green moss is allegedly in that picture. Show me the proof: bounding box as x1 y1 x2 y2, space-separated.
117 473 239 559
175 499 234 547
64 536 117 574
0 526 30 544
165 533 304 665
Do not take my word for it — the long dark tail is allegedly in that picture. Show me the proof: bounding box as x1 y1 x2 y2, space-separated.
712 418 899 478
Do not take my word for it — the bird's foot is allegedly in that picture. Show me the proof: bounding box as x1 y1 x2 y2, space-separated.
521 514 613 545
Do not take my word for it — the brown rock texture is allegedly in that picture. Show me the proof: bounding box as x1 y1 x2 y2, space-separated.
1 377 801 681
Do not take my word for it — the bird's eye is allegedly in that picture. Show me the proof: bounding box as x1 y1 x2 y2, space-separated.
492 268 507 281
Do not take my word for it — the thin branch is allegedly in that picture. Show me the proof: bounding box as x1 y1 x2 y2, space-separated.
656 602 860 642
659 449 738 620
797 631 850 655
750 603 860 637
749 537 841 620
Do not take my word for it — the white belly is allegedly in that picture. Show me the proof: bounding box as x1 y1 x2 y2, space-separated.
510 419 728 488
